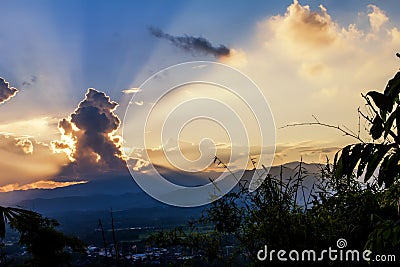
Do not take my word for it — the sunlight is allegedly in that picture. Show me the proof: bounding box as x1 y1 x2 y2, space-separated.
0 180 88 192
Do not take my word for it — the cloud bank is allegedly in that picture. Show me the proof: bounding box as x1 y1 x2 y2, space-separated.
222 0 400 153
0 134 70 187
0 77 75 189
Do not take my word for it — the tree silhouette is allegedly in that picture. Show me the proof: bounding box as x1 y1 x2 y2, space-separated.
0 206 84 266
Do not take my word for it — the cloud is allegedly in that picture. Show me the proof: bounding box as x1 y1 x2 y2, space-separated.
0 77 18 104
0 117 60 143
299 62 329 79
273 141 342 165
22 75 37 87
0 180 87 193
368 5 388 33
0 134 69 187
15 138 33 154
149 26 230 58
222 0 400 154
219 48 248 68
126 157 151 172
265 0 337 49
122 87 141 94
130 137 270 174
0 76 73 189
52 88 126 175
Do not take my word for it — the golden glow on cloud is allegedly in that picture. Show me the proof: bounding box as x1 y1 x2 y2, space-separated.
1 1 399 185
222 0 400 163
0 180 87 193
51 122 78 162
122 1 400 172
267 1 337 49
0 117 60 143
220 48 248 68
0 134 70 187
15 138 33 154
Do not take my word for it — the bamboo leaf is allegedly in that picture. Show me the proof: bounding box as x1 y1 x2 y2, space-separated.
365 145 392 182
384 72 400 100
367 91 393 112
378 151 400 187
346 144 363 179
370 116 384 140
396 106 400 137
357 144 374 177
384 110 396 139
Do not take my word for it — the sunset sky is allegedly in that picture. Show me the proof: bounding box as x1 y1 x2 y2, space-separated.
1 0 400 192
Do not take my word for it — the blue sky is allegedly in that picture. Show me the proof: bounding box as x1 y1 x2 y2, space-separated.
2 0 398 104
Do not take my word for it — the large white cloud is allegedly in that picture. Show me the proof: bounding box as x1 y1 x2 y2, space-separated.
222 0 400 160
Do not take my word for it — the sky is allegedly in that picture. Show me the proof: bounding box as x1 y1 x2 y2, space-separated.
0 0 400 192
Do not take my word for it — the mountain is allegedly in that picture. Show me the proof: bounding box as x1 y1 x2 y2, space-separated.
0 173 139 207
0 168 209 207
0 161 323 210
0 161 324 234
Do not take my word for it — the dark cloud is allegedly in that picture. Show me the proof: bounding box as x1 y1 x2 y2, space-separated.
0 78 18 104
149 27 230 58
53 88 126 176
22 75 37 87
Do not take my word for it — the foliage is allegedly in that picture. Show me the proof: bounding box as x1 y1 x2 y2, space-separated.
0 206 84 267
331 56 400 260
0 207 38 240
149 162 399 266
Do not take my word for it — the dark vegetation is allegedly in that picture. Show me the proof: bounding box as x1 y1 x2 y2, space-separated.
0 207 84 266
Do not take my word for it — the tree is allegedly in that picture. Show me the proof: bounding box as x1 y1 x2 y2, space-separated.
0 206 84 267
0 206 38 240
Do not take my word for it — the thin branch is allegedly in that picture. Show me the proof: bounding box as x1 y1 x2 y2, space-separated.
213 156 239 182
361 93 380 117
358 108 373 125
312 114 320 123
249 156 263 180
357 107 361 138
342 125 359 140
280 116 364 143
